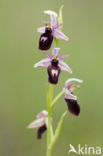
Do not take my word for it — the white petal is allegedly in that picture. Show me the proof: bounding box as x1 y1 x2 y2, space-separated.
36 110 48 119
59 60 72 73
65 78 83 87
44 10 57 17
37 27 45 33
34 58 51 68
53 29 69 41
52 48 60 56
44 10 57 26
27 118 45 129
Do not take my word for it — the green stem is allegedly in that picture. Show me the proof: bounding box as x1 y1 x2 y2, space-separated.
46 6 65 156
47 83 53 156
47 39 59 156
51 90 65 111
46 88 66 156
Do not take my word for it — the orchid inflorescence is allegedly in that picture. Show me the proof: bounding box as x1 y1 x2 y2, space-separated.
27 6 83 156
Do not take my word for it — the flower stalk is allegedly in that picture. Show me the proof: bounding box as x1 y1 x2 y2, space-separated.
46 83 67 156
51 89 65 110
47 83 53 156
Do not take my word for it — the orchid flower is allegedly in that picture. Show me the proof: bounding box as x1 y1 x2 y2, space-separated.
27 110 48 139
38 10 69 50
34 48 72 84
63 78 83 116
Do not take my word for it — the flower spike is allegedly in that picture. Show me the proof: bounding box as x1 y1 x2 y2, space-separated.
34 48 72 84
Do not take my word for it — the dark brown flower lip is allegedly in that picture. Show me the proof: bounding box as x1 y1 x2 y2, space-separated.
65 98 80 116
39 31 53 50
37 124 47 139
47 64 61 84
51 59 59 66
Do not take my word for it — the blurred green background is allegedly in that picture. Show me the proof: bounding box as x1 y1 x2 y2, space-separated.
0 0 103 156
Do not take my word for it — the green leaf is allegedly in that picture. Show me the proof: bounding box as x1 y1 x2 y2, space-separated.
54 37 59 47
49 111 67 150
57 5 64 31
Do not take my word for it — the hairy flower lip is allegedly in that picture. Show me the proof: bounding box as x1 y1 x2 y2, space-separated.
39 27 53 50
65 98 80 116
37 124 47 139
47 62 61 84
